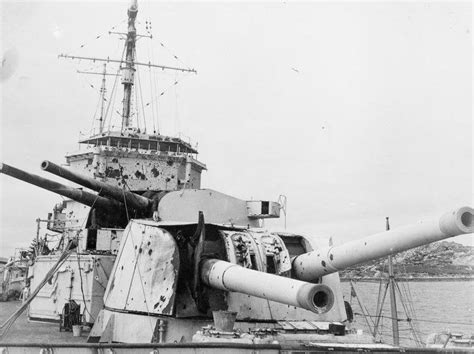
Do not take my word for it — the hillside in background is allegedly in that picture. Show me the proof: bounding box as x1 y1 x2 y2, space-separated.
340 241 474 280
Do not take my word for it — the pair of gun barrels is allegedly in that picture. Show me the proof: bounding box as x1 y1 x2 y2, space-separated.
201 205 472 313
0 161 151 213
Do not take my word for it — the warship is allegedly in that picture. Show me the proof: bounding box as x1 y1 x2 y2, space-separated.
1 1 473 353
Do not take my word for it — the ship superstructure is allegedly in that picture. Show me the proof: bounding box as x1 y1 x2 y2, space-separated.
66 131 206 191
60 0 205 192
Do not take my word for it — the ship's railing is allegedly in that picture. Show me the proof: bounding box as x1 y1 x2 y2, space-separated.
66 145 200 159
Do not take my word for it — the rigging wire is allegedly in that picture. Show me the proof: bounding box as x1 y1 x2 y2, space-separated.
105 68 120 132
76 247 94 321
153 33 194 71
399 279 421 343
143 19 196 135
75 20 126 52
373 282 389 339
120 226 156 334
66 19 126 135
145 28 157 133
394 281 423 346
119 180 155 333
373 262 387 337
143 72 193 118
132 80 139 131
385 261 423 346
89 89 103 136
135 61 148 133
174 59 180 135
356 313 473 326
350 280 376 332
147 65 157 133
101 26 128 132
401 267 421 335
355 313 425 346
145 22 162 134
104 47 125 131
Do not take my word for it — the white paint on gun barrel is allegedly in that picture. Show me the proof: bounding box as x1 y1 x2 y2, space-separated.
201 259 334 314
293 206 473 282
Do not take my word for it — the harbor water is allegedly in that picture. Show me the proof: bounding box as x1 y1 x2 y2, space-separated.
341 280 474 347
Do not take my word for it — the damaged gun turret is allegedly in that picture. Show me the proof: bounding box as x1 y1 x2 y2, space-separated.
199 206 472 315
88 186 473 343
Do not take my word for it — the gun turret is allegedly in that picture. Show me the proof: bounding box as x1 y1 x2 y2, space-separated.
201 206 472 315
41 160 151 213
0 162 123 212
292 206 473 282
95 203 473 343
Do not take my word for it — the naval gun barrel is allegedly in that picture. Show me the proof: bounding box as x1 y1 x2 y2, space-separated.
293 206 473 282
0 162 123 211
201 259 334 314
41 160 151 212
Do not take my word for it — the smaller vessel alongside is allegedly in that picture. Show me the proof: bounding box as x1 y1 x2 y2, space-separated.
0 249 29 302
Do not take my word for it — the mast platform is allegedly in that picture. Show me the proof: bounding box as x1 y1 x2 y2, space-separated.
78 130 199 154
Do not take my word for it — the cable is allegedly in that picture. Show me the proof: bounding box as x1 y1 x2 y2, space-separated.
66 19 127 58
142 71 193 112
89 90 103 135
153 35 194 71
104 42 127 131
148 66 157 133
76 247 94 322
145 25 160 134
124 226 155 334
135 60 148 133
356 313 473 326
174 60 180 135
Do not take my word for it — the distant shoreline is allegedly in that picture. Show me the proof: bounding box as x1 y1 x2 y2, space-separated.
340 277 474 282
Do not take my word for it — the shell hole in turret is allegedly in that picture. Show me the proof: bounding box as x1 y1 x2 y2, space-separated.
313 290 329 308
461 211 473 228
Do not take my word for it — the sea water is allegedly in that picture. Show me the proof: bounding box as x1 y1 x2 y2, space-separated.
341 280 474 347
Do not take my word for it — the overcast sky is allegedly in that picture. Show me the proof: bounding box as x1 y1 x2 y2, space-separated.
0 1 472 258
